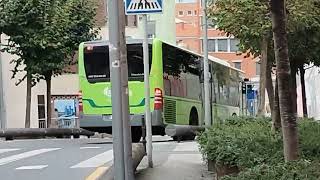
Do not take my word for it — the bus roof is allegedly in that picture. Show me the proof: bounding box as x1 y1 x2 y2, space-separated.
159 39 244 74
83 38 152 46
82 38 243 74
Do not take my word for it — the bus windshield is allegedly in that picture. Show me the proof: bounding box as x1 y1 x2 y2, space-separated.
84 43 152 83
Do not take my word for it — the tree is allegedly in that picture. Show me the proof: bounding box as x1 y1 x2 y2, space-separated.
0 0 52 128
208 0 320 162
32 0 99 127
0 0 98 127
270 0 299 161
208 0 276 121
208 0 320 123
257 36 268 116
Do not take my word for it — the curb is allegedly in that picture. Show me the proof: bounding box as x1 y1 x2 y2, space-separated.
88 143 146 180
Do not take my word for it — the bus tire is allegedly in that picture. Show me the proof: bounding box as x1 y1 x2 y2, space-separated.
73 134 80 139
232 113 237 117
131 126 142 143
189 107 199 126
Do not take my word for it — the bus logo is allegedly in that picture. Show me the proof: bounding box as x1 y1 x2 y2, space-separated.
104 87 133 97
104 88 112 97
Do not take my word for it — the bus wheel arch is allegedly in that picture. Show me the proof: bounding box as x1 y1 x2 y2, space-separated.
189 107 199 126
232 113 237 117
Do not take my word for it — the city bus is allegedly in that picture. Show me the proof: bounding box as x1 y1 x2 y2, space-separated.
78 38 243 142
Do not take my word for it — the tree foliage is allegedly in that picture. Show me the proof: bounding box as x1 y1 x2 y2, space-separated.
0 0 99 127
0 0 99 84
208 0 320 66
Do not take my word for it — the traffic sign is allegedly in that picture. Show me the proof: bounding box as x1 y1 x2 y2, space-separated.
125 0 163 15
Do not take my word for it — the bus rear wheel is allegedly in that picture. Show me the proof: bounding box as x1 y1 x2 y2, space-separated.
131 126 142 143
189 107 199 126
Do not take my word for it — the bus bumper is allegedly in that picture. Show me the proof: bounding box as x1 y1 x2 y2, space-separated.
79 110 164 128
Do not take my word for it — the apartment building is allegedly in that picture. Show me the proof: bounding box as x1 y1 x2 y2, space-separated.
175 0 259 78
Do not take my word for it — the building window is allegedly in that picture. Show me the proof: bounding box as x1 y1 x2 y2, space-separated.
125 15 137 27
256 62 261 76
178 11 184 16
187 10 192 16
194 10 197 15
38 95 46 128
234 62 241 70
217 39 228 52
230 39 240 52
208 39 216 52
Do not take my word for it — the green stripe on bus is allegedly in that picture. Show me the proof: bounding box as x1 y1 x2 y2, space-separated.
83 97 155 108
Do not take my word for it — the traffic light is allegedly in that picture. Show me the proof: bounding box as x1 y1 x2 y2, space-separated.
242 83 246 94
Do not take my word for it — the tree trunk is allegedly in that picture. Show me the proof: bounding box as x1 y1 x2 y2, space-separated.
46 76 52 128
270 0 299 161
25 75 31 128
299 66 307 118
257 36 268 117
290 65 297 116
266 58 274 119
272 77 281 131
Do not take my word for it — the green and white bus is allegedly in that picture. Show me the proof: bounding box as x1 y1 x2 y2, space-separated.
78 38 243 142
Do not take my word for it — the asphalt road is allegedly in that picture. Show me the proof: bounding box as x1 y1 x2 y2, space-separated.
0 138 114 180
0 136 205 180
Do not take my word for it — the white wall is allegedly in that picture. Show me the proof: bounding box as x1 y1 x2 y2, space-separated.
297 66 320 119
1 35 79 128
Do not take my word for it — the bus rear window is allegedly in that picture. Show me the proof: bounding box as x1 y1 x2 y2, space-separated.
84 44 152 83
84 45 109 83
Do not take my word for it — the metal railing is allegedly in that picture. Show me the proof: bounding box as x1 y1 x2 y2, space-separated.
38 119 46 128
57 117 79 128
38 117 79 129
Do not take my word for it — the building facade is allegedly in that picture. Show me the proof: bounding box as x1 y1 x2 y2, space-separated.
0 0 176 128
175 0 259 78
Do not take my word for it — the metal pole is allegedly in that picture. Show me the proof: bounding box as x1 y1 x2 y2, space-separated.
245 83 248 116
108 1 125 179
0 35 6 129
142 14 153 168
201 0 211 126
118 2 134 180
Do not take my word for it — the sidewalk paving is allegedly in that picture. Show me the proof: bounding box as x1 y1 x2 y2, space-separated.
135 140 214 180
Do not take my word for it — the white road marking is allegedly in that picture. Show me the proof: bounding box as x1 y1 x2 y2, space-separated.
0 148 61 166
16 165 48 170
71 150 113 168
173 142 199 152
0 149 20 154
80 147 101 150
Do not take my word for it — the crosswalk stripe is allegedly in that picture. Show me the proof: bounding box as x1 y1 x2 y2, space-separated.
16 165 48 170
0 148 61 166
71 150 113 168
0 149 20 154
127 0 161 11
80 147 101 150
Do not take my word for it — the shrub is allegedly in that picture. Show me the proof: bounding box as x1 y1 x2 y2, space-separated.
222 160 320 180
197 117 283 169
298 119 320 161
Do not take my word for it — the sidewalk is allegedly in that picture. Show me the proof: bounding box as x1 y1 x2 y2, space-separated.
135 140 214 180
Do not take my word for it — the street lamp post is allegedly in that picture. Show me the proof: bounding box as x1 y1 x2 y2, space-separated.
0 35 6 129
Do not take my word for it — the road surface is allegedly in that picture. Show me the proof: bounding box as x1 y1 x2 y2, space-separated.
0 138 113 180
0 136 207 180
